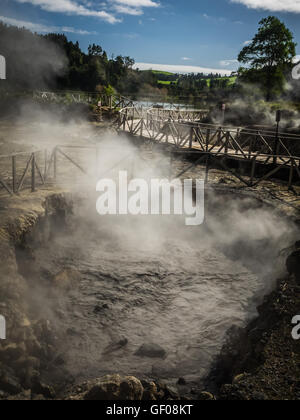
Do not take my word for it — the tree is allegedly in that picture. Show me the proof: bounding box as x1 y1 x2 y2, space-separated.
238 16 296 100
88 44 103 57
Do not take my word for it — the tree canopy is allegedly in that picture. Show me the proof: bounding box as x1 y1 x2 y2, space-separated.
238 16 297 100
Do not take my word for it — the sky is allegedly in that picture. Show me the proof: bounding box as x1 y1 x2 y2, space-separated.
0 0 300 75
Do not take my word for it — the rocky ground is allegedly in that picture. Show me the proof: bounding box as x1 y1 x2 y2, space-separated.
207 271 300 400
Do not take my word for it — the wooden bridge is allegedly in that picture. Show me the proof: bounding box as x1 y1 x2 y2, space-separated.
1 105 300 197
116 107 300 191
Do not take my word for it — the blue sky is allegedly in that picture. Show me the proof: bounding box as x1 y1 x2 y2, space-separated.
1 0 300 75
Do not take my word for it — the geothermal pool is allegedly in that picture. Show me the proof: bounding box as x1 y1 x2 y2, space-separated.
24 192 294 388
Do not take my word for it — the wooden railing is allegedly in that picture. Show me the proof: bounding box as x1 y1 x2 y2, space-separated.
117 107 300 189
0 145 136 196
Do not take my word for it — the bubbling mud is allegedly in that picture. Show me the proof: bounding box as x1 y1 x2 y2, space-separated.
22 190 295 388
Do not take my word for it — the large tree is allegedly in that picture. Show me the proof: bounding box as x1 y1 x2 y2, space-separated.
238 16 296 100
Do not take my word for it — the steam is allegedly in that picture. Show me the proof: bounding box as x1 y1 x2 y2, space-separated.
1 84 297 388
9 109 296 386
0 27 67 90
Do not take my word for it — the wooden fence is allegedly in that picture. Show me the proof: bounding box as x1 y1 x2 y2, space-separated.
0 145 136 196
117 107 300 190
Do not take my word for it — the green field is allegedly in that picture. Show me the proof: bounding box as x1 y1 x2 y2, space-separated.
205 76 237 87
151 70 175 76
157 76 237 87
157 80 176 85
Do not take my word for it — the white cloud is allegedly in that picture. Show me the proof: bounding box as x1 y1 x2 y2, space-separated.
243 40 251 46
231 0 300 13
111 0 159 7
219 59 239 67
0 15 96 34
293 55 300 63
14 0 121 23
181 57 192 61
110 0 160 16
112 5 143 15
133 62 232 75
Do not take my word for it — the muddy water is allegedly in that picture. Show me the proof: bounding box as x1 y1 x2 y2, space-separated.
27 191 294 388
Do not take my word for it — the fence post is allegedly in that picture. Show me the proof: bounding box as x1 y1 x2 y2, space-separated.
288 160 294 189
31 153 36 192
205 155 210 183
12 155 16 193
225 132 230 155
206 129 211 152
140 118 143 137
189 126 193 149
250 156 257 186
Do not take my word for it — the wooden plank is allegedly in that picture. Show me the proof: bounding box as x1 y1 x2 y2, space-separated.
17 154 33 192
0 176 13 195
252 159 292 187
57 148 87 175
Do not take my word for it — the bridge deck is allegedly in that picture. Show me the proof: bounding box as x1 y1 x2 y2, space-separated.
118 114 300 189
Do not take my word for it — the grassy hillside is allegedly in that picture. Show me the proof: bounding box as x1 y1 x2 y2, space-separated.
204 76 237 87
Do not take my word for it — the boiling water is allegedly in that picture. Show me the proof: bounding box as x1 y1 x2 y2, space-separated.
28 192 294 387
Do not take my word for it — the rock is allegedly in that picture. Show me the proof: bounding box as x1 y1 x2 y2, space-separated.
151 361 176 379
135 343 166 359
52 268 81 291
177 377 186 386
13 356 40 370
198 391 215 401
31 381 55 399
103 338 128 355
252 391 267 400
165 385 180 400
7 390 31 400
233 373 247 384
142 381 158 401
286 250 300 281
0 343 26 361
0 372 23 395
94 304 109 314
84 375 144 401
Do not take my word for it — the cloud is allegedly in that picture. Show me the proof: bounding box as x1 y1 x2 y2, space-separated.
230 0 300 13
219 59 239 67
14 0 121 24
110 0 160 16
181 57 192 61
243 40 251 46
111 0 159 7
133 62 232 75
293 55 300 63
0 15 96 34
112 5 143 15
